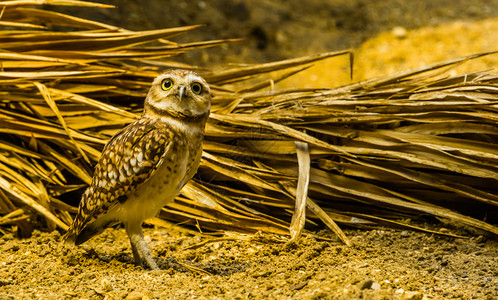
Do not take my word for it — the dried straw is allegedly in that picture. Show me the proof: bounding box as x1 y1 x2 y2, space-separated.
0 1 497 240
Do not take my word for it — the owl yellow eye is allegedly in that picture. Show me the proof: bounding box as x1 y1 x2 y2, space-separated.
161 78 174 91
191 82 203 95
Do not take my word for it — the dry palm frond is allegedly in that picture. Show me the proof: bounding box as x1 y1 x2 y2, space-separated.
0 1 497 240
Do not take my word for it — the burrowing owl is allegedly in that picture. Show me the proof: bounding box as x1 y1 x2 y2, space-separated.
64 70 211 269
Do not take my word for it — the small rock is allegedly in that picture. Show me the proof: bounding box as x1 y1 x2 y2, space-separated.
392 26 408 38
101 278 112 292
66 254 80 267
404 291 423 300
3 242 19 252
290 281 308 291
2 233 14 241
125 290 144 300
371 282 381 290
395 289 423 300
358 279 373 290
475 235 487 244
251 269 272 278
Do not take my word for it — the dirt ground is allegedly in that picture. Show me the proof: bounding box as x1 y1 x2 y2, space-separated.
0 226 496 299
1 1 498 299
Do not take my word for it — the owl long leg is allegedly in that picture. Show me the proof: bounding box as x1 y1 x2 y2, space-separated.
126 222 159 270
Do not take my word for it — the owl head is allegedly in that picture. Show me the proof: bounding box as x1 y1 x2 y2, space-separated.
144 70 211 120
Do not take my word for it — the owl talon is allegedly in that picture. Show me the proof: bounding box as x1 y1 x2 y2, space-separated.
136 249 159 270
135 254 159 270
128 225 160 270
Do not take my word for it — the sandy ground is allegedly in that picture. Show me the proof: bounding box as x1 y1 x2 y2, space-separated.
1 1 498 299
1 226 497 299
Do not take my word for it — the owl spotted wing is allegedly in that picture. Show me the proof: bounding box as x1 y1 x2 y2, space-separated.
65 117 176 244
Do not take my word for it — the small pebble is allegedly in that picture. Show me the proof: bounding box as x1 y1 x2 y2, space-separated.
125 290 144 300
290 281 308 291
404 291 423 300
392 26 408 38
400 231 410 237
358 279 373 290
2 234 14 241
101 278 112 292
475 236 486 244
371 282 381 290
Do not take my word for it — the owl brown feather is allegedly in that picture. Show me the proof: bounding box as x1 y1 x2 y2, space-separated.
64 117 178 244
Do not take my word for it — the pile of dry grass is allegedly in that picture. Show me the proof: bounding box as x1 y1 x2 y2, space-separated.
0 1 497 242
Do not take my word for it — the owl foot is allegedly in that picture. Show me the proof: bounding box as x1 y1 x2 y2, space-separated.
127 224 159 270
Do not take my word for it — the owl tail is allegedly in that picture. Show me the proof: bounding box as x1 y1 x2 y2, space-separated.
62 230 76 244
62 214 83 244
65 215 117 245
77 222 105 245
62 193 89 245
63 189 117 245
62 187 93 244
63 217 104 245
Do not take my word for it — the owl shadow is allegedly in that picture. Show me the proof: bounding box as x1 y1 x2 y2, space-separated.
158 257 251 276
94 251 250 275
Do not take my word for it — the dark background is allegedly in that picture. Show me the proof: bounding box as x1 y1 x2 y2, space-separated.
54 0 498 66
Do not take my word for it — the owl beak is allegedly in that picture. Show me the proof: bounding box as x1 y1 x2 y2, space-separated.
178 85 186 101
